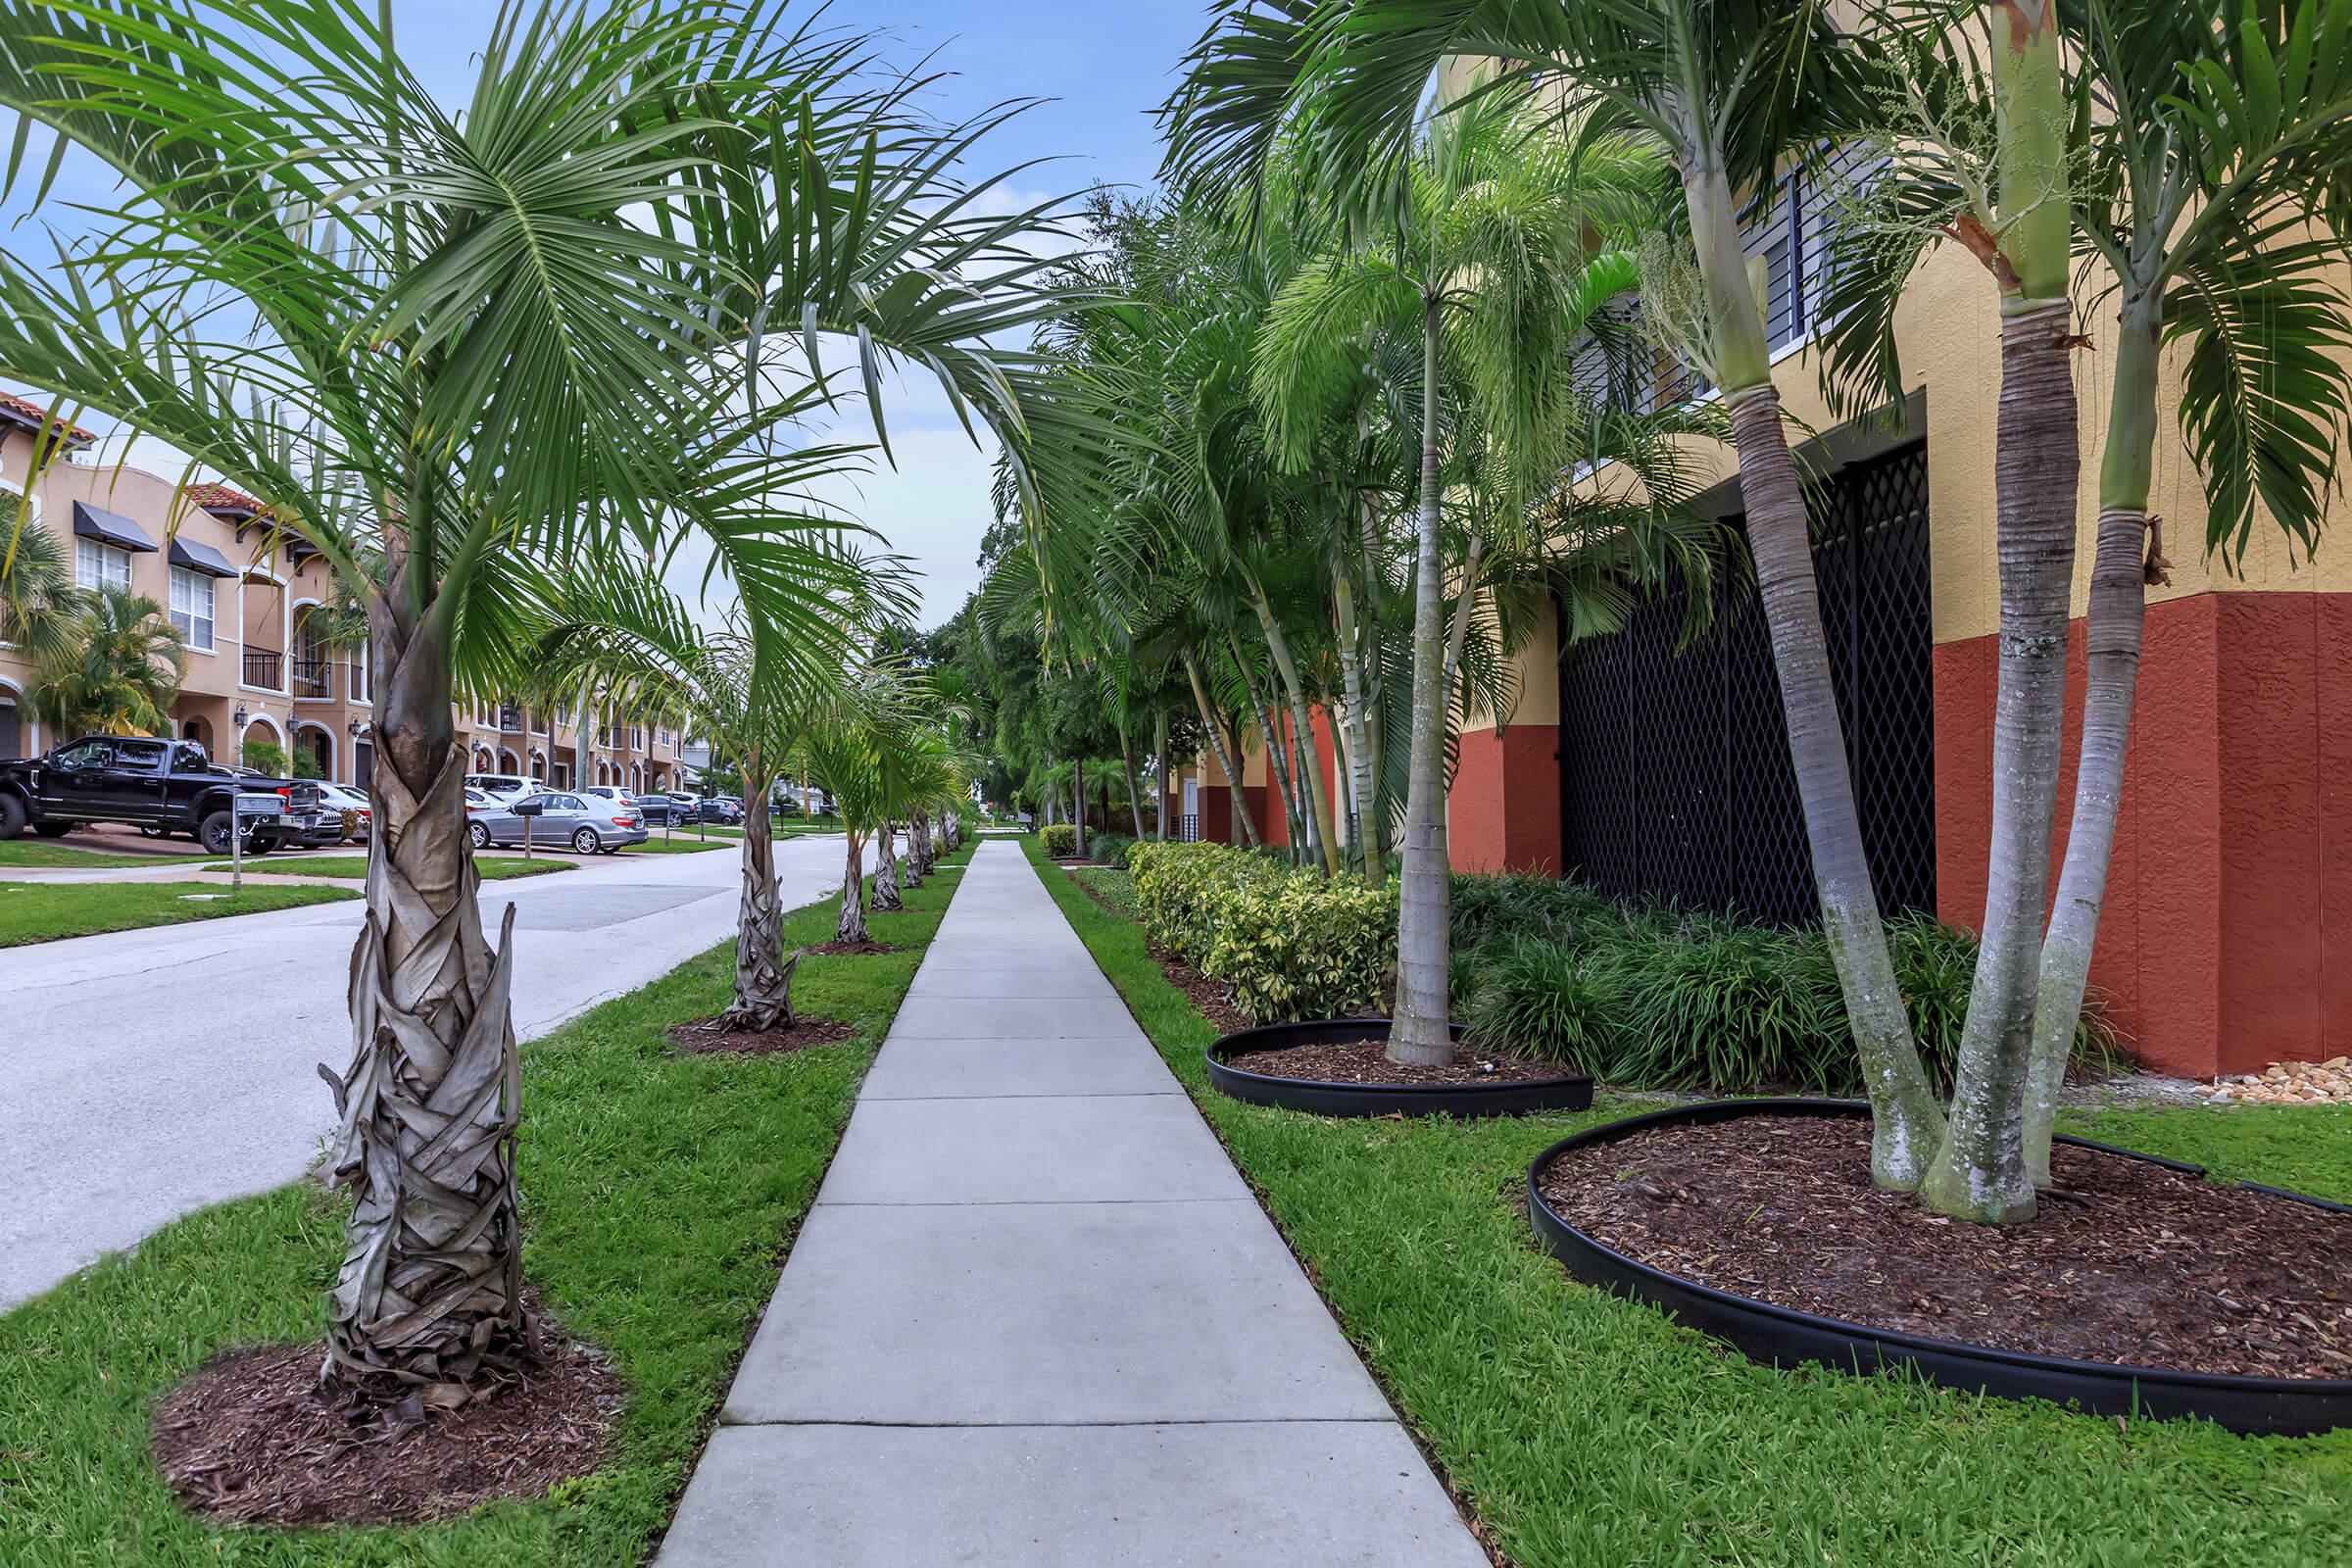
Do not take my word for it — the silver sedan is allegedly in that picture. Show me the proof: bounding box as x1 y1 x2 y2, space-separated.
466 790 650 855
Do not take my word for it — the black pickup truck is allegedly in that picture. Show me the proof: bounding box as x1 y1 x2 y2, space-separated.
0 735 333 855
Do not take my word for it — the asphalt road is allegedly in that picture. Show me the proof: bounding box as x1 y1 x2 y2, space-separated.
0 833 849 1310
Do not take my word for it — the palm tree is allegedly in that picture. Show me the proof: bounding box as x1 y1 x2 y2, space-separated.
1826 0 2352 1193
1166 0 1951 1179
27 586 183 736
0 0 1096 1402
1248 95 1693 1065
798 660 936 944
0 488 81 667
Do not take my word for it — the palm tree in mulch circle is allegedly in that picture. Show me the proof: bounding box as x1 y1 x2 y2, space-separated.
0 0 1101 1405
27 585 185 738
532 554 913 1034
1821 0 2352 1197
796 660 941 946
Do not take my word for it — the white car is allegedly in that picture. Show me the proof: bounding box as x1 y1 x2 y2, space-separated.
313 781 372 843
464 773 537 801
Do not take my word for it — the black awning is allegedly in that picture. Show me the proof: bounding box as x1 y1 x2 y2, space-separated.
168 534 237 577
71 499 158 553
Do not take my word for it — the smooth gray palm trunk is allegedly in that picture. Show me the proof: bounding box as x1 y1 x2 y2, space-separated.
1726 386 1945 1185
1254 591 1342 874
1121 732 1147 839
2024 306 2163 1185
323 603 527 1398
726 761 798 1031
1923 301 2080 1222
1335 569 1381 880
1391 297 1452 1065
1153 708 1170 841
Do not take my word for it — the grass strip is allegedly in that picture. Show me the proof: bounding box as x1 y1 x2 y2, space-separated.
0 840 974 1565
1021 836 2352 1568
203 856 574 882
619 836 734 854
0 840 212 868
0 880 361 947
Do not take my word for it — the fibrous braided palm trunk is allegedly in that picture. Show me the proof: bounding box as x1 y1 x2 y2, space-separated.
1922 299 2079 1222
322 617 529 1399
837 832 869 942
874 819 906 910
725 757 799 1031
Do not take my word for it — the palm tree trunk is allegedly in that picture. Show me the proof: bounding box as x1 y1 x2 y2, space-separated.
874 818 905 910
1921 299 2080 1223
1392 295 1454 1065
725 752 798 1031
323 588 526 1398
837 831 869 942
1072 759 1086 858
1252 586 1343 874
1121 726 1147 839
1686 151 1942 1187
1153 706 1170 841
1184 650 1260 847
1232 633 1302 856
1921 2 2079 1221
2024 299 2161 1185
1334 572 1381 880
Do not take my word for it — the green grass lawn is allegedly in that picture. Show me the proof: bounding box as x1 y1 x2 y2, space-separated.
1067 865 1138 919
0 840 974 1566
619 834 733 854
1022 837 2352 1568
0 880 362 947
0 838 211 868
204 855 574 881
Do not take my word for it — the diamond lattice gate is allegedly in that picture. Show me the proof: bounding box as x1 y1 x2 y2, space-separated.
1557 440 1936 925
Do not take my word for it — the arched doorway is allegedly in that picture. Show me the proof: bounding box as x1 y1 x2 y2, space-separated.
650 766 667 791
496 747 519 774
292 723 333 781
239 714 286 773
528 749 546 782
354 737 374 790
472 746 494 771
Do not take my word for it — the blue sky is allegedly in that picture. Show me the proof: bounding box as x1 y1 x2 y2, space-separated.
10 0 1206 626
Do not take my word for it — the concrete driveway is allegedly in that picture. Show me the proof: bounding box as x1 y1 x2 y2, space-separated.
0 832 847 1310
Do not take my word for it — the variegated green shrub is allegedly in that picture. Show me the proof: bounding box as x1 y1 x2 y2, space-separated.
1129 842 1396 1023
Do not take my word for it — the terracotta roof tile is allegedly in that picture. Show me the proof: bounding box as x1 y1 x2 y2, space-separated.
186 480 269 516
0 390 96 446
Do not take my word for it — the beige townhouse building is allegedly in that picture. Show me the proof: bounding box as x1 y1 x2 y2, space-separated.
0 393 683 793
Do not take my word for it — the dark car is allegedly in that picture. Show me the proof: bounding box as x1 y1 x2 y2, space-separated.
0 735 330 854
695 795 744 824
631 792 684 826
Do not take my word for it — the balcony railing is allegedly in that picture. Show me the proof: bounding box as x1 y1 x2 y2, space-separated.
500 705 522 731
293 657 333 699
1177 812 1201 844
242 646 283 689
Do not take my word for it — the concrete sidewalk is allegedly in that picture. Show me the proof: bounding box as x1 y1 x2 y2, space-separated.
656 840 1487 1567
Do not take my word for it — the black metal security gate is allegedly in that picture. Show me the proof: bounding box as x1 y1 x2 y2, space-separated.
1557 440 1936 924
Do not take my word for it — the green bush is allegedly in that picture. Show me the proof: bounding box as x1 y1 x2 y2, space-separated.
1088 831 1138 870
1039 823 1077 857
1455 870 2120 1093
1130 842 1395 1023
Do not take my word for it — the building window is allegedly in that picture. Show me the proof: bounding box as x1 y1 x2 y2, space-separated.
76 537 132 593
169 565 216 651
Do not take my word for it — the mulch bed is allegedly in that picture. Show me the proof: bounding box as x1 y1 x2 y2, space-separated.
151 1333 621 1525
805 937 905 956
1536 1114 2352 1381
1225 1036 1569 1087
667 1011 857 1057
1149 946 1253 1036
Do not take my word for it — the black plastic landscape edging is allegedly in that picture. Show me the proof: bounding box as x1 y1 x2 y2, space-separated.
1207 1017 1596 1118
1524 1098 2352 1436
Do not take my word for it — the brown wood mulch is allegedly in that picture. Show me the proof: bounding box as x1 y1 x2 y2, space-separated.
151 1333 621 1526
1537 1114 2352 1382
805 937 905 956
1147 946 1253 1036
667 1012 857 1057
1224 1036 1569 1087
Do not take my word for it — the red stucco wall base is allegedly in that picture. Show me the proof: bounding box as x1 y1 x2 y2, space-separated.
1448 724 1563 875
1934 590 2352 1079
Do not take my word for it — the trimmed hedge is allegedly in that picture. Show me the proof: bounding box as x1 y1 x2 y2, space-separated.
1453 872 2120 1094
1039 823 1077 857
1130 842 1395 1024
